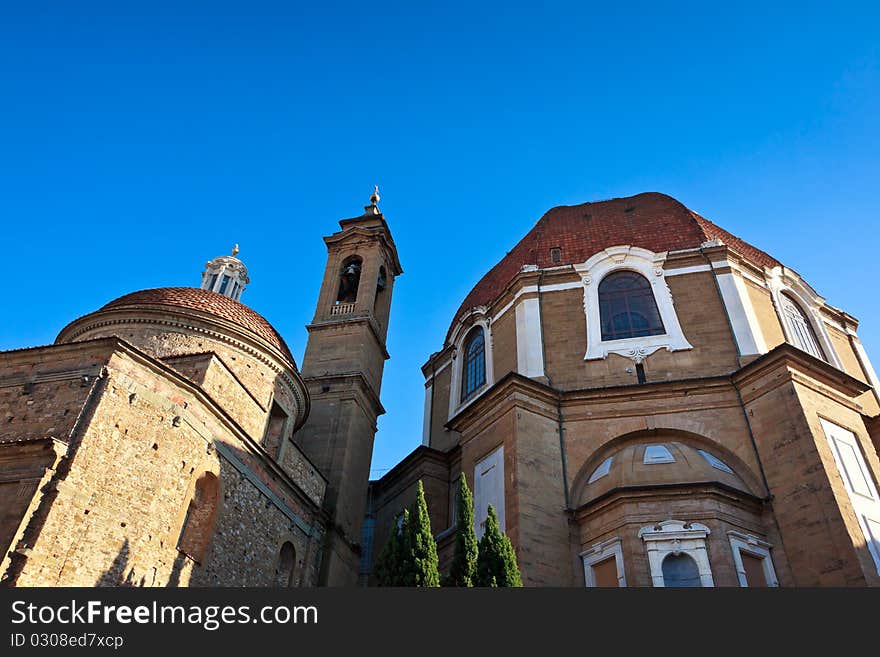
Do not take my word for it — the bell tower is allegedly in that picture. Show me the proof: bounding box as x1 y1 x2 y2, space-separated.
297 187 402 586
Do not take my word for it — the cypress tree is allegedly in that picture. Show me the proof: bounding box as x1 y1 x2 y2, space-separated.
373 509 409 586
407 480 440 587
445 476 478 586
475 504 522 587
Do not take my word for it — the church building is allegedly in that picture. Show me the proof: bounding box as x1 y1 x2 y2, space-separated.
365 191 880 587
2 189 879 587
0 192 398 587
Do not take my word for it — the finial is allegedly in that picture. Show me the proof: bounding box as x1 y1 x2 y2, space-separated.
370 185 380 206
231 243 240 257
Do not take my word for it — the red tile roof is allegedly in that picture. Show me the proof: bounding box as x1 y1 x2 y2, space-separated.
101 287 294 362
451 192 778 338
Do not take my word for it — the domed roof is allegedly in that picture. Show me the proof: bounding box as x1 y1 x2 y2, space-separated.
578 441 753 506
98 287 293 362
451 192 778 337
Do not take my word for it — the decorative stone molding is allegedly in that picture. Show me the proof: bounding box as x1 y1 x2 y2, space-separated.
727 531 779 587
764 266 843 368
448 306 494 419
580 537 626 587
573 246 693 363
638 519 714 587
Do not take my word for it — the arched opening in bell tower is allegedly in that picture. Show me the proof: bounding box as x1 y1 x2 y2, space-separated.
336 256 363 304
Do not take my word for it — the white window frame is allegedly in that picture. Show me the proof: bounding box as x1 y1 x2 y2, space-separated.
643 445 675 464
728 531 779 587
473 445 505 540
638 519 714 587
573 246 693 363
448 308 494 418
588 456 613 483
581 537 627 587
819 418 880 575
779 293 825 360
697 449 735 474
765 266 842 368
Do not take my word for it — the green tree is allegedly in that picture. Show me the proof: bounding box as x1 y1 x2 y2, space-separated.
373 508 409 586
445 476 478 587
407 480 440 587
475 505 522 587
372 480 440 587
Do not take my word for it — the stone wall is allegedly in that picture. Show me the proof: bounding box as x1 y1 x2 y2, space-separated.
65 323 303 448
4 340 325 587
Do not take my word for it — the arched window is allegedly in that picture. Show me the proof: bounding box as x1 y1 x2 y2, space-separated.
780 294 825 360
177 472 219 564
661 553 702 587
275 542 296 587
337 256 362 304
460 327 486 402
598 271 665 341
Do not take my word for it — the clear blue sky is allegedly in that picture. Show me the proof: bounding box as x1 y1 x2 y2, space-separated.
2 2 878 478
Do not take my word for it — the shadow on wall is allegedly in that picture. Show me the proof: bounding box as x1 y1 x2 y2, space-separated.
94 539 189 587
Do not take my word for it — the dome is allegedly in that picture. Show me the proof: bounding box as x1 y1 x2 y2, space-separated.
64 287 294 363
450 192 779 338
578 441 753 505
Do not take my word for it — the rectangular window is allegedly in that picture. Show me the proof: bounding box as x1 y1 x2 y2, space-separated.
643 444 675 464
474 446 504 539
741 552 767 587
592 557 619 587
728 531 778 587
208 274 218 290
582 538 626 587
820 418 880 574
219 275 231 295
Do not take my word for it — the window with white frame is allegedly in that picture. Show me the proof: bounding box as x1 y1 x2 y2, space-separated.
765 266 842 369
460 327 487 402
643 444 675 464
598 271 665 340
780 294 825 360
448 312 494 418
574 246 693 363
638 520 714 587
581 538 626 587
587 456 613 483
697 449 735 474
820 418 880 574
728 531 779 587
474 446 504 540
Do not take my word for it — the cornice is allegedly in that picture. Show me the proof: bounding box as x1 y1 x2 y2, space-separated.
301 371 387 417
733 342 870 404
305 315 391 361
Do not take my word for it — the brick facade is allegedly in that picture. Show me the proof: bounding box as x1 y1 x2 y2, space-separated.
367 192 880 588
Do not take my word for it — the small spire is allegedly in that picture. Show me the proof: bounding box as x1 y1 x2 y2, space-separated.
231 243 240 257
370 185 380 206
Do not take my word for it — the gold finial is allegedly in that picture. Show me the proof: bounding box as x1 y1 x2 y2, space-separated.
231 244 240 256
370 185 380 206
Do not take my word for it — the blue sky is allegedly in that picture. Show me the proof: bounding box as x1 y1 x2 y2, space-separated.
1 2 878 478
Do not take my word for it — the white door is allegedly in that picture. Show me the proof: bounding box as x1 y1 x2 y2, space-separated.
820 418 880 574
474 446 505 539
